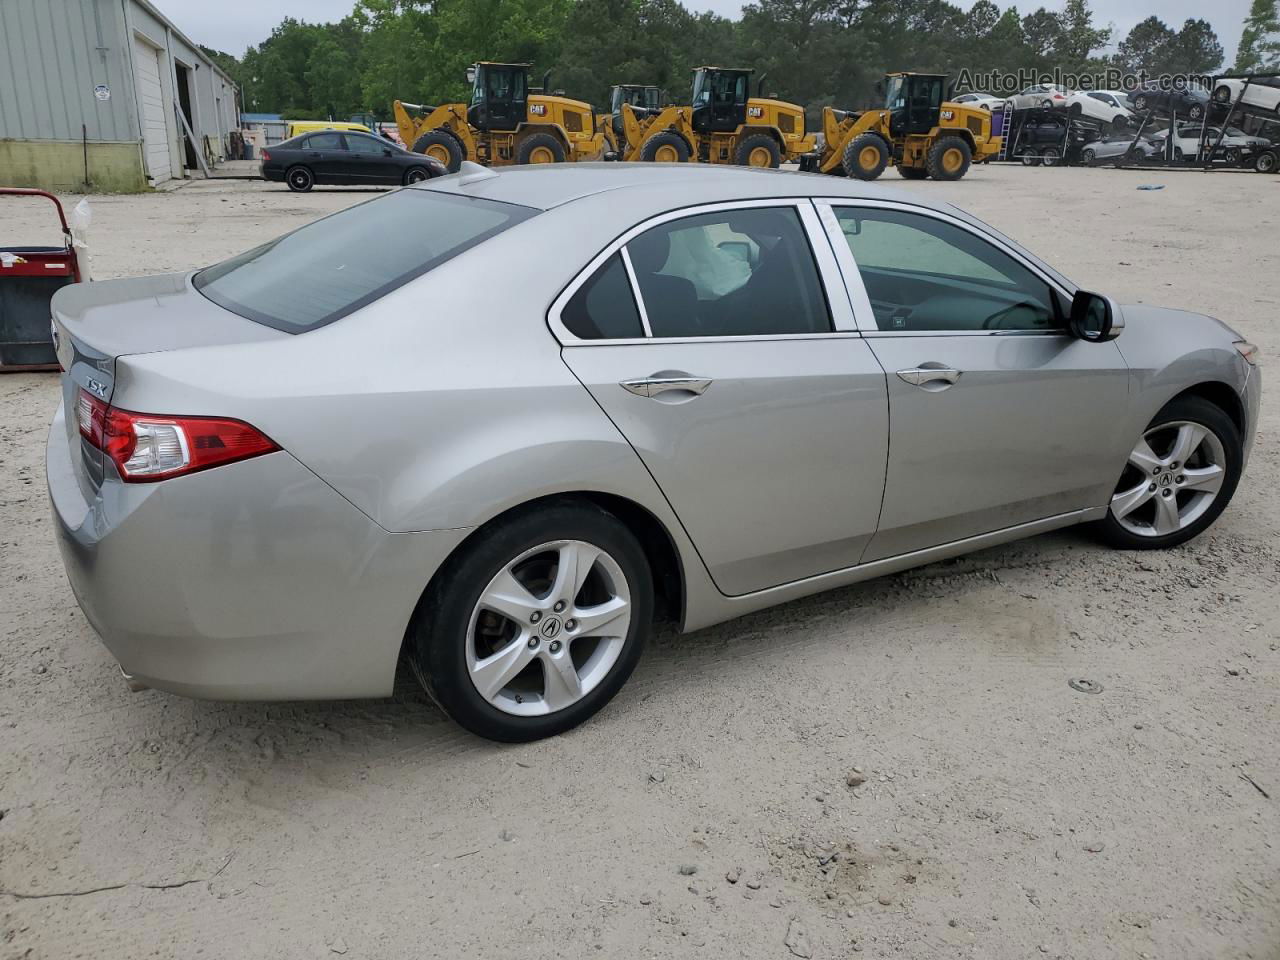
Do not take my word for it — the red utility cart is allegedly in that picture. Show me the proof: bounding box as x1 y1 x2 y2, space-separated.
0 188 83 372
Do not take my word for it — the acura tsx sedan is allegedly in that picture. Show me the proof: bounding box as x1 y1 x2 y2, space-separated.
48 163 1260 741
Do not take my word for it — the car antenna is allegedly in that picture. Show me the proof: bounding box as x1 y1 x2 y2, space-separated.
457 161 499 184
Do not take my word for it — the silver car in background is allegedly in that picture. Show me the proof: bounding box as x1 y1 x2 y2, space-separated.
48 164 1260 741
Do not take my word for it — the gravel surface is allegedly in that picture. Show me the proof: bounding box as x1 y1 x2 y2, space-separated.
1 167 1277 959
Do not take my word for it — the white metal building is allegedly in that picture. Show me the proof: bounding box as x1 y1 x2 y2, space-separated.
0 0 240 191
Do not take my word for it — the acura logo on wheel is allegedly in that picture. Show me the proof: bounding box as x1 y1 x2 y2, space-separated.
1160 473 1172 487
541 618 562 639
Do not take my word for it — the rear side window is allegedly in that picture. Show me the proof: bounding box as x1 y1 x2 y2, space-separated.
562 253 644 339
195 192 537 332
306 133 343 150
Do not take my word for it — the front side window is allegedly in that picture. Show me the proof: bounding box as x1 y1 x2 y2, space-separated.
346 134 387 155
834 207 1060 333
307 132 343 150
195 192 537 332
625 207 830 338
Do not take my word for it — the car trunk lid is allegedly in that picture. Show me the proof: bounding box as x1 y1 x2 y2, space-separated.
52 272 286 492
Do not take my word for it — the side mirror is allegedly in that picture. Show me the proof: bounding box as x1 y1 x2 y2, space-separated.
383 148 393 156
1069 290 1123 342
841 218 861 237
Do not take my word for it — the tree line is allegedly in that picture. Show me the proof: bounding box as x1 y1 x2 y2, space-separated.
200 0 1280 121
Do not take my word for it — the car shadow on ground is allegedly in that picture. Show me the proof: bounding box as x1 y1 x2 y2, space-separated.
139 528 1096 781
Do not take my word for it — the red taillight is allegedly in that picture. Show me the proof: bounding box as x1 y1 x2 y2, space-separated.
261 149 271 161
77 388 278 482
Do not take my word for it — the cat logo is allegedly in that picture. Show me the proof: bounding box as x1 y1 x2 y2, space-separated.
530 103 547 117
748 106 763 119
941 110 954 121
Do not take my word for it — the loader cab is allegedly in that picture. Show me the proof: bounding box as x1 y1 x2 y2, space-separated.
610 84 663 138
691 67 751 134
884 73 945 138
610 85 663 115
468 62 529 132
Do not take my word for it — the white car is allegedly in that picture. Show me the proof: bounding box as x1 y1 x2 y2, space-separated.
1067 91 1133 129
1149 125 1260 163
1007 84 1069 110
1212 77 1280 116
952 91 1005 111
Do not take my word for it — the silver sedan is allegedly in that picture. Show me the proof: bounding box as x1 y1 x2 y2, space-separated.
48 164 1261 741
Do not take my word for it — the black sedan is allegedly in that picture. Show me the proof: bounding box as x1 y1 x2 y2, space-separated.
1130 83 1208 121
261 131 448 191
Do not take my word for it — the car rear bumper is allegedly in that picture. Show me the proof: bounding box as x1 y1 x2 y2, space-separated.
47 401 469 701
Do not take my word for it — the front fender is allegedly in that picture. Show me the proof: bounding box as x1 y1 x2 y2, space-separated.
1112 303 1253 447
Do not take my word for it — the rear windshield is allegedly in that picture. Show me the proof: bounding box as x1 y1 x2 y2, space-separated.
194 191 537 332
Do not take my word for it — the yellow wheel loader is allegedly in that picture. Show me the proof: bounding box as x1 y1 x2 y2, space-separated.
618 67 814 167
800 73 1001 181
394 62 605 172
599 84 665 157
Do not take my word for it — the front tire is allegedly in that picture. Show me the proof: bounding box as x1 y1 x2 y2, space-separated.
403 166 431 185
285 165 313 192
842 133 889 180
1081 147 1096 166
412 131 464 172
1256 150 1278 174
1096 396 1242 550
408 501 653 742
639 131 691 163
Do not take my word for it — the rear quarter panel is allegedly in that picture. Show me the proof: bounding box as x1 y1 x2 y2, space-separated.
112 193 723 622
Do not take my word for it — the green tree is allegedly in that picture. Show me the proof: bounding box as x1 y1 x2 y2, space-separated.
1234 0 1280 71
1114 16 1175 75
1164 19 1224 75
1021 7 1063 61
1055 0 1110 70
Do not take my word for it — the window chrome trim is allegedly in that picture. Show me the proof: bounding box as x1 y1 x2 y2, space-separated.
811 198 1076 336
547 198 857 345
618 247 653 337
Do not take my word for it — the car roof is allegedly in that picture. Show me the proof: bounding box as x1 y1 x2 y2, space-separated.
415 162 939 213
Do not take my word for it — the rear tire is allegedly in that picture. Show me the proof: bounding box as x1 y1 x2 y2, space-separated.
1133 94 1150 112
734 133 781 168
285 166 313 192
517 132 567 165
1020 152 1042 166
1041 146 1061 166
926 136 972 180
639 131 690 163
1256 150 1278 174
841 133 889 180
408 501 653 742
1095 396 1242 551
412 131 464 172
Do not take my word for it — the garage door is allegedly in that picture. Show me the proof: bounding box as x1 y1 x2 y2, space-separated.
133 36 174 184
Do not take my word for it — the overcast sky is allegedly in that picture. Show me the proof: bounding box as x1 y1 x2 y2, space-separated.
166 0 1252 66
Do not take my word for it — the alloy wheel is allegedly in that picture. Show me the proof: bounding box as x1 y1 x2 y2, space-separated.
466 540 631 716
1110 420 1227 537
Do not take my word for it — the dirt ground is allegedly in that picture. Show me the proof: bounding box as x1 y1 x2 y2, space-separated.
1 166 1277 960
